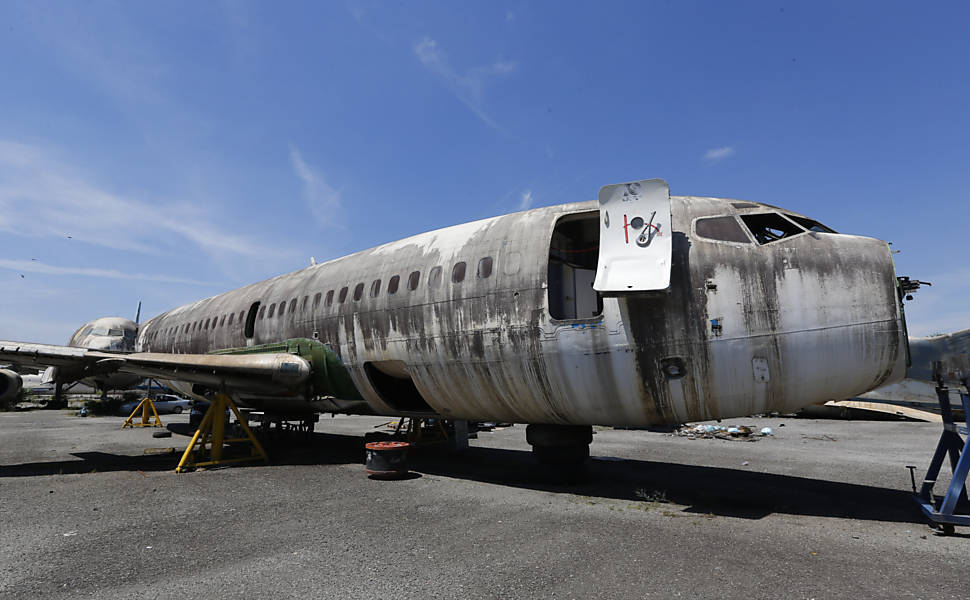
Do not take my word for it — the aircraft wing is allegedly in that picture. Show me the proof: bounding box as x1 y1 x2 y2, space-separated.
0 341 311 397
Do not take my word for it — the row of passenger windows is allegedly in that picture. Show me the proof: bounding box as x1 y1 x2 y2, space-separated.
144 256 495 343
694 212 835 246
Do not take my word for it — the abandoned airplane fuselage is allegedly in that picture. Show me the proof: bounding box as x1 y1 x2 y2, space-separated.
136 194 906 426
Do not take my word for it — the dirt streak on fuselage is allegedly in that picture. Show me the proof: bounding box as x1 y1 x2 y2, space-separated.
137 196 907 426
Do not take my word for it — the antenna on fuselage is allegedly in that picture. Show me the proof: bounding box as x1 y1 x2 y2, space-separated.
134 301 141 325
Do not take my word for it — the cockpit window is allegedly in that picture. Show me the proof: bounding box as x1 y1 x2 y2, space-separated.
739 213 805 245
785 214 836 233
695 216 752 243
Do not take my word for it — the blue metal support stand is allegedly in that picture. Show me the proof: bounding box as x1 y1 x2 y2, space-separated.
914 376 970 534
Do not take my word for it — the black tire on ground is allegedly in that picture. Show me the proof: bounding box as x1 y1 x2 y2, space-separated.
525 424 592 447
531 443 590 465
152 430 173 438
526 424 592 466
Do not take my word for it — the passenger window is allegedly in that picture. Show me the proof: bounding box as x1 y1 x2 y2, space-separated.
278 301 285 317
695 216 752 243
452 262 466 283
204 319 210 330
407 271 420 291
739 213 805 245
289 299 297 313
313 292 322 308
786 214 836 233
228 313 234 326
326 290 334 306
220 315 226 327
370 279 381 297
388 275 400 294
478 257 493 279
353 283 364 301
301 296 308 311
429 266 442 288
259 306 266 319
268 303 276 318
339 287 348 303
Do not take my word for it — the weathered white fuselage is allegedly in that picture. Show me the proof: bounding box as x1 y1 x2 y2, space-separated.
138 195 907 426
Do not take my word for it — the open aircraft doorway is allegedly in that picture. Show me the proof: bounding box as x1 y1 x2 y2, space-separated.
548 211 602 321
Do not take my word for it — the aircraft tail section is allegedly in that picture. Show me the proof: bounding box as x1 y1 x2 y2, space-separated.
907 328 970 383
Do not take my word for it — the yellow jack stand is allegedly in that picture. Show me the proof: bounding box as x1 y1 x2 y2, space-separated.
175 393 268 473
122 397 163 428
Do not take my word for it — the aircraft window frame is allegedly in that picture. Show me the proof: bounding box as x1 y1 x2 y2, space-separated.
370 279 381 298
786 214 837 233
693 216 753 244
407 271 420 291
478 256 493 279
339 287 348 303
239 311 245 324
353 283 365 301
289 299 297 314
228 313 234 326
278 301 285 317
205 318 211 330
268 303 276 318
220 315 226 327
301 296 308 311
739 213 806 245
452 262 466 283
388 275 400 294
325 290 334 306
429 266 442 288
313 292 322 308
246 302 261 337
259 306 266 320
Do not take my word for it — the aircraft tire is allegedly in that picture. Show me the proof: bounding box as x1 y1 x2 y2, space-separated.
526 424 592 447
526 424 592 465
531 443 590 465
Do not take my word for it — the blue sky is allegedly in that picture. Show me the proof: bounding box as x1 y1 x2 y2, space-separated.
0 1 967 342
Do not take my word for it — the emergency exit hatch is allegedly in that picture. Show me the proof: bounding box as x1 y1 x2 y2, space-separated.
593 178 673 293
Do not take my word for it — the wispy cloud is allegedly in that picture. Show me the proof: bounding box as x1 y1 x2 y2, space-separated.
413 37 516 132
704 146 736 162
0 259 208 285
0 140 273 258
289 148 343 229
518 190 533 211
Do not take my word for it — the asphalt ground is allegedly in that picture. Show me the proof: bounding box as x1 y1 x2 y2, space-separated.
1 409 968 599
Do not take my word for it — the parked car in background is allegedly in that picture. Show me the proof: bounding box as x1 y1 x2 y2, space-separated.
119 394 191 416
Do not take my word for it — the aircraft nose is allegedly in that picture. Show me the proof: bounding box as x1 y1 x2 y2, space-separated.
86 338 121 351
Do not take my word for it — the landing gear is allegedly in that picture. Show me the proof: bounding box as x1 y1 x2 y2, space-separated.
50 381 65 409
526 424 592 465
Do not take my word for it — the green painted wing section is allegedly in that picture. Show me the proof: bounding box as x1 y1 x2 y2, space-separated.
208 338 364 400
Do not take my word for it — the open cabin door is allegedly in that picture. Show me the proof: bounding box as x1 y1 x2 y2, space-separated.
593 178 672 294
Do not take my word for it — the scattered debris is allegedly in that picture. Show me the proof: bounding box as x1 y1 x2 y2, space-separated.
674 423 766 441
760 427 774 436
